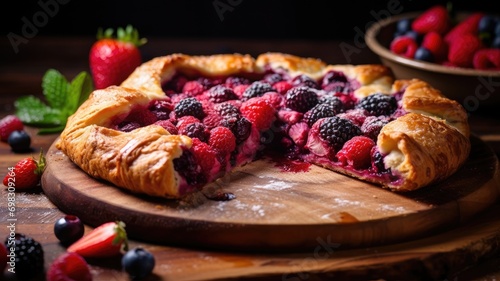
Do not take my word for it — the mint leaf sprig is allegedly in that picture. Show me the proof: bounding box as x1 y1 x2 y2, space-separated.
15 69 93 134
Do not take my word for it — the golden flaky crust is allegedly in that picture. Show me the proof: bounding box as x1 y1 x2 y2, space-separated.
56 52 470 198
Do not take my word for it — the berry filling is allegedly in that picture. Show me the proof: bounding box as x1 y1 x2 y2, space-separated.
109 69 408 194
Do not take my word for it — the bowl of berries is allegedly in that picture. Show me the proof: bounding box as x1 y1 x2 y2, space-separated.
365 5 500 111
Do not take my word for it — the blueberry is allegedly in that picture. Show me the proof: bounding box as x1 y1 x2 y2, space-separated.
396 18 412 33
122 247 155 279
54 215 85 246
404 30 421 44
414 47 434 62
495 21 500 36
492 36 500 48
7 130 31 152
478 15 497 34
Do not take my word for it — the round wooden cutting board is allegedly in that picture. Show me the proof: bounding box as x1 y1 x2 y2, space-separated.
42 136 500 252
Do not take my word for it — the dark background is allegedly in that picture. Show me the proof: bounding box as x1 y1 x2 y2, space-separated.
2 0 499 41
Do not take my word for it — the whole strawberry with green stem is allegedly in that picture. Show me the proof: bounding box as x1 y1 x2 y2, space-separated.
3 150 46 190
89 25 147 89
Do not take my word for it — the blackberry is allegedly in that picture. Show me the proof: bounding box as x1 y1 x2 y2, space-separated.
321 70 348 88
208 85 238 103
285 86 318 113
5 234 44 280
196 77 218 89
174 97 205 119
221 116 252 144
318 95 344 113
356 93 397 117
319 116 361 150
173 149 206 186
225 76 250 87
292 74 319 89
182 122 209 142
242 81 274 100
263 73 284 84
215 102 240 118
303 103 338 126
323 82 353 94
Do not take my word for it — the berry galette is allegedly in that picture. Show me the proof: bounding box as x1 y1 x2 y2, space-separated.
56 53 470 199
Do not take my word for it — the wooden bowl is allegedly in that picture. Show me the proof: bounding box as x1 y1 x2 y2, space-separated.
365 12 500 112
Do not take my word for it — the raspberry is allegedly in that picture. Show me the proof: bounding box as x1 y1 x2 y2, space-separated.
261 91 284 109
5 234 44 280
422 31 448 62
473 48 500 70
285 86 319 113
180 122 209 142
176 116 201 132
361 116 390 140
174 97 205 119
207 85 238 103
233 84 249 98
356 93 397 117
319 116 361 150
291 74 319 89
202 112 224 129
182 80 205 96
240 98 276 131
273 81 293 95
390 36 418 59
321 70 348 89
47 252 92 281
0 114 24 141
336 136 375 169
209 126 236 156
303 103 338 126
190 138 218 176
242 81 274 100
154 120 178 134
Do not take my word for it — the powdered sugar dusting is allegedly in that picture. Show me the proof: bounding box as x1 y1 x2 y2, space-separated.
253 180 295 191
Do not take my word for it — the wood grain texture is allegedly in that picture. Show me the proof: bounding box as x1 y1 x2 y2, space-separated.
41 135 500 253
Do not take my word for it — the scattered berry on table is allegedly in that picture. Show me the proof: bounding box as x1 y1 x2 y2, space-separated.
7 130 32 153
4 234 44 280
2 150 46 190
319 116 362 150
285 86 319 113
356 93 397 117
67 221 128 258
122 247 155 280
54 215 85 246
0 114 24 142
46 252 92 281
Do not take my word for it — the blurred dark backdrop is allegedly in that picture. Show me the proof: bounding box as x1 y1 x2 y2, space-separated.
3 0 499 40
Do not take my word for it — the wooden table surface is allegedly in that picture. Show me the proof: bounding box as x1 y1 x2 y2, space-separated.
1 37 500 280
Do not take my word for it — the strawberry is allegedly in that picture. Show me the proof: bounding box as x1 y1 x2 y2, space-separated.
3 150 46 190
411 5 451 35
336 136 375 170
444 12 485 44
422 31 448 62
390 36 418 58
89 25 147 89
0 114 24 141
67 221 128 258
473 48 500 70
448 33 483 68
46 252 92 281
